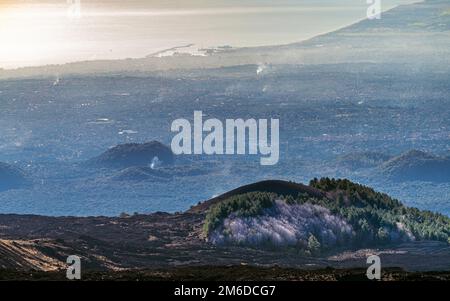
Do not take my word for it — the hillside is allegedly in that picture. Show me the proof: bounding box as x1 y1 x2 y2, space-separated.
0 239 67 271
381 150 450 182
189 180 325 213
88 141 174 168
203 178 450 253
1 179 450 273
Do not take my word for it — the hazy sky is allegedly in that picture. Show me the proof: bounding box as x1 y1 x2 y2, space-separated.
0 0 418 69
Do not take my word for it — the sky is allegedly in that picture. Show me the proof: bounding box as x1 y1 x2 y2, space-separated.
0 0 418 69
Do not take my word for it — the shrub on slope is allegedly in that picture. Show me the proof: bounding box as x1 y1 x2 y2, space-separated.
204 179 450 252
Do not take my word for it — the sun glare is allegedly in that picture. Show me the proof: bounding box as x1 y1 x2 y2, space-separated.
0 3 69 69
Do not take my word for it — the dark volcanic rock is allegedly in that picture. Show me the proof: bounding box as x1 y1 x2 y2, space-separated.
381 150 450 182
90 141 174 168
0 162 29 191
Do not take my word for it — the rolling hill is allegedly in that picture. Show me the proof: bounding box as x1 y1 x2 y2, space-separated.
381 150 450 182
203 178 450 252
1 179 450 273
189 180 325 213
88 141 174 168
